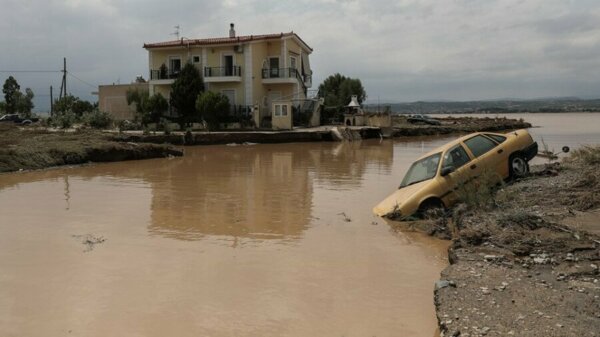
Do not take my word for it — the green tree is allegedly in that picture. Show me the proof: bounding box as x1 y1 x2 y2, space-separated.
317 73 367 122
0 101 6 114
126 88 150 124
53 95 94 116
2 76 21 114
126 89 168 126
16 88 35 117
196 91 230 130
147 93 169 126
171 62 204 128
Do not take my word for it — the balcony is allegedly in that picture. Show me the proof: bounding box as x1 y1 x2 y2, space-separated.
262 68 309 86
149 68 180 84
203 66 242 83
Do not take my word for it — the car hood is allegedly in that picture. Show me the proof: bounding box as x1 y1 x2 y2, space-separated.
372 180 431 217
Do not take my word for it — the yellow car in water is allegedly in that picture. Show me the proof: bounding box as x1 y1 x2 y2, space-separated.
373 129 538 219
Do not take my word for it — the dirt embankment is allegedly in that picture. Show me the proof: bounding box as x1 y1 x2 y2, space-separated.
0 125 182 173
392 116 532 137
425 147 600 336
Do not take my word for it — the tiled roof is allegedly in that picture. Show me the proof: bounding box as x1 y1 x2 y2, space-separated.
143 32 313 51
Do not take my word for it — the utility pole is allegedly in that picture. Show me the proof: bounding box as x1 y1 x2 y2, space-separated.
59 57 67 99
50 86 53 116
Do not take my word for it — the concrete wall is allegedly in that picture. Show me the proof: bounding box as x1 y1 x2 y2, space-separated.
366 113 392 127
98 83 148 121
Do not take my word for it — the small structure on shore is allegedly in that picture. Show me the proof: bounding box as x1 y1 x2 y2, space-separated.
343 95 392 127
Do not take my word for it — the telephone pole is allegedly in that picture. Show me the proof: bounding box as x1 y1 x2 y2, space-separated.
50 86 53 116
59 57 67 99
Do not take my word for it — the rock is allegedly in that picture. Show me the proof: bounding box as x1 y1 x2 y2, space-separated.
436 280 456 290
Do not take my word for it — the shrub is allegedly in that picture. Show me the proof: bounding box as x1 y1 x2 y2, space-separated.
570 145 600 166
84 110 113 129
50 110 78 129
454 169 504 210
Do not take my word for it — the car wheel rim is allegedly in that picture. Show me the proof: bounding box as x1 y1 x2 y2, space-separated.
512 157 527 175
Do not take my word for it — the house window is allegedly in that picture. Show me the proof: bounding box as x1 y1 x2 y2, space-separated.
290 56 297 69
274 104 288 117
192 56 200 63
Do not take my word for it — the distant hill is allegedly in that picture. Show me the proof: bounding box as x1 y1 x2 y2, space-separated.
363 98 600 114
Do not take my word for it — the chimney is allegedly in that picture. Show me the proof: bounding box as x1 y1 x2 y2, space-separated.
229 23 235 38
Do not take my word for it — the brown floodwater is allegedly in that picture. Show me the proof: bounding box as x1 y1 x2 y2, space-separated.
1 113 598 336
0 138 453 337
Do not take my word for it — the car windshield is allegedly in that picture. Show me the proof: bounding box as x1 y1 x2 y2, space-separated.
400 153 441 187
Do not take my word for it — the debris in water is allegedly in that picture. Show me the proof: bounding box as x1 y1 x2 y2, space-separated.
72 234 106 252
337 212 352 222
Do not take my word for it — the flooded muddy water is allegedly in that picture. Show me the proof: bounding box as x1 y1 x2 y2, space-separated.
0 139 452 336
1 113 598 336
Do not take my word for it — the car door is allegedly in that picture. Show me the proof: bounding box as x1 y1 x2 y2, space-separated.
462 134 506 182
437 144 474 206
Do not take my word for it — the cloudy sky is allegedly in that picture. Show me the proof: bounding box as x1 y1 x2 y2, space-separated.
2 0 600 111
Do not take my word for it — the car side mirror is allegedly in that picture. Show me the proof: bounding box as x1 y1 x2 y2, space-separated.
441 166 455 176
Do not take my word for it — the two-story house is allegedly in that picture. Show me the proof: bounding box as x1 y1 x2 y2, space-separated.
143 24 313 117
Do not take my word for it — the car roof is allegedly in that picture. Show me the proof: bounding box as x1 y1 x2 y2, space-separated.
415 130 512 161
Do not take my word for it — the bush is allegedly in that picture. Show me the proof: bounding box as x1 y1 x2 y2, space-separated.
196 91 230 130
84 110 113 129
454 169 504 210
570 145 600 166
50 110 78 129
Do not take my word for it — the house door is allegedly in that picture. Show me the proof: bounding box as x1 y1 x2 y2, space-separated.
169 57 181 77
269 57 280 78
223 55 234 76
267 91 281 115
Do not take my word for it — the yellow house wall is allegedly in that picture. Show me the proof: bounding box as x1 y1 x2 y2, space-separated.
98 83 148 121
206 82 245 106
205 46 244 68
251 42 269 106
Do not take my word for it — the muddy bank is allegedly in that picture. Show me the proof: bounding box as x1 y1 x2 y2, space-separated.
114 116 530 145
392 116 532 137
424 148 600 336
0 125 182 173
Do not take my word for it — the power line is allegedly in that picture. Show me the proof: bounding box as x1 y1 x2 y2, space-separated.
0 70 61 73
67 72 97 89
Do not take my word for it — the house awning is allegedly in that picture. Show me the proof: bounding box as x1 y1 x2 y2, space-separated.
301 52 312 77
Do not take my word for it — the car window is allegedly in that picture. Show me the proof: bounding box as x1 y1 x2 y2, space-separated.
442 145 470 169
400 153 441 187
485 134 507 144
464 135 498 158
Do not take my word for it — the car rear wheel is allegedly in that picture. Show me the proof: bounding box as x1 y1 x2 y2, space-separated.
509 154 529 179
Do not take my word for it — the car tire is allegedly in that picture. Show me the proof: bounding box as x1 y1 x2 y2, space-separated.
509 153 529 179
417 198 445 218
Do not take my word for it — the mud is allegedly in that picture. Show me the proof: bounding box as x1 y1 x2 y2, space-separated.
428 152 600 336
0 125 182 173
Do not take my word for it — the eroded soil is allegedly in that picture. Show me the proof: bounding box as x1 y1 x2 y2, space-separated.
428 150 600 336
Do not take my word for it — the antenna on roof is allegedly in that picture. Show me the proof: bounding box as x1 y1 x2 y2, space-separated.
171 25 180 39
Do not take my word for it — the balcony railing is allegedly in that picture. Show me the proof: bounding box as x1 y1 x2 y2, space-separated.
150 68 180 80
261 68 300 79
204 66 242 77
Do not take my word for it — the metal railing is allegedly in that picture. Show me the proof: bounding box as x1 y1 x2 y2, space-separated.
150 68 180 80
204 66 242 77
262 68 301 79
